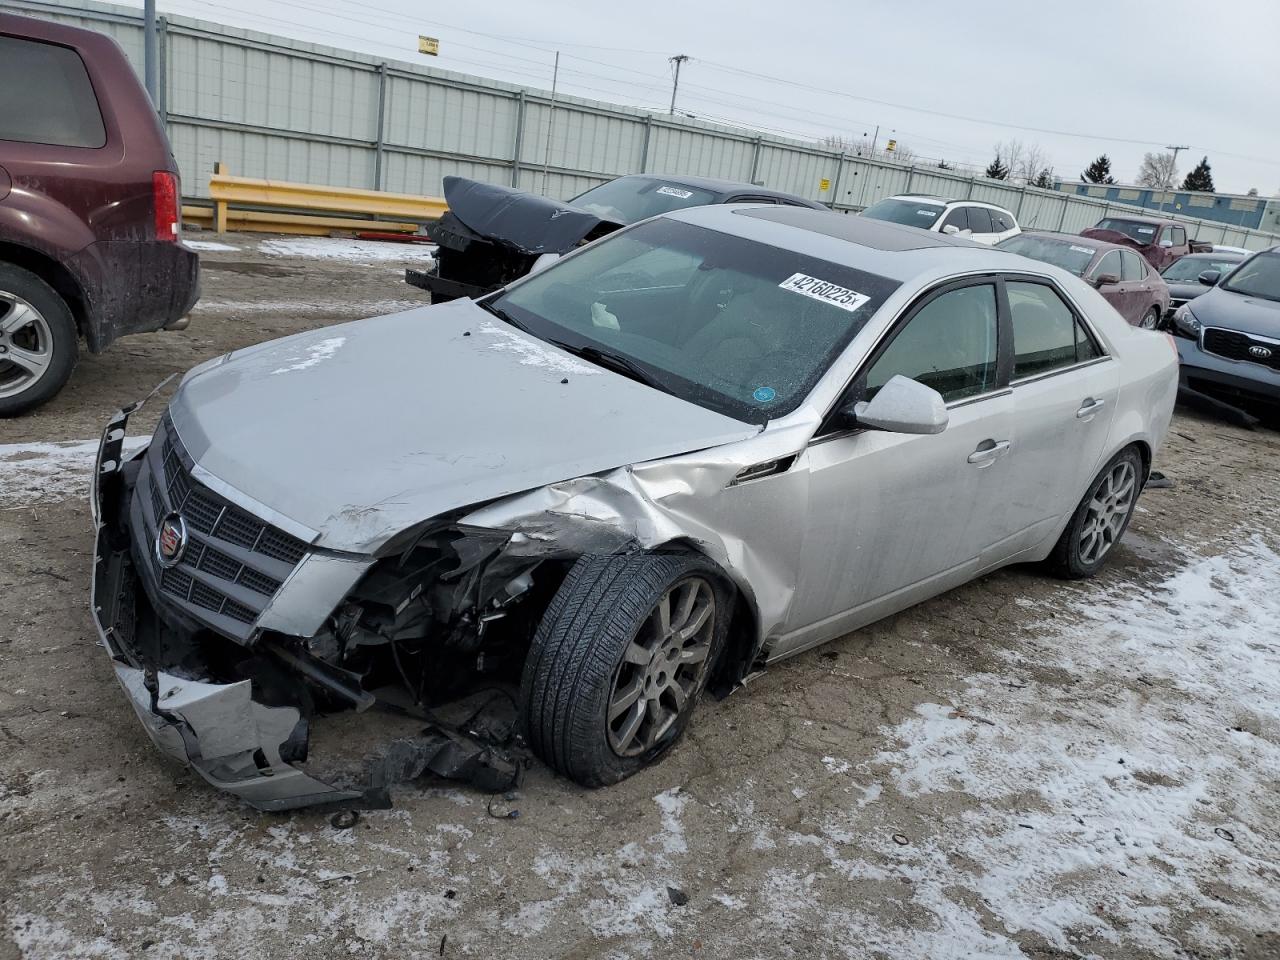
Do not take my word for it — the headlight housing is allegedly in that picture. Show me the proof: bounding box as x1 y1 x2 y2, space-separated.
1172 303 1202 338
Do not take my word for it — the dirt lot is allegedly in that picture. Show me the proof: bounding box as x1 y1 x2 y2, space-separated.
1 235 1278 960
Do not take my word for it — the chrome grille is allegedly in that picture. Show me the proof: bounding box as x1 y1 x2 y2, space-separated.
134 417 310 640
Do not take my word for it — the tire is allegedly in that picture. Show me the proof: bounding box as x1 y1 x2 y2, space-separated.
1137 307 1161 330
0 264 78 416
1045 446 1144 579
520 551 731 787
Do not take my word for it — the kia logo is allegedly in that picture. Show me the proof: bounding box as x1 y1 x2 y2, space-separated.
155 513 189 568
1248 345 1273 360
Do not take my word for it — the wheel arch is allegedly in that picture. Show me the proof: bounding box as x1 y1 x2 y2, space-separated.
0 241 89 339
651 536 765 697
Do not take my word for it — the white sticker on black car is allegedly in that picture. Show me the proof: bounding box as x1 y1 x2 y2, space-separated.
656 185 694 199
778 273 871 313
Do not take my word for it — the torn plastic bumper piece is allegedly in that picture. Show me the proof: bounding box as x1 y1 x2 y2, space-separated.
405 264 486 302
92 401 363 811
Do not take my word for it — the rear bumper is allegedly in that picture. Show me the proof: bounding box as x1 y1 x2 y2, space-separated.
1176 336 1280 405
90 405 361 811
71 240 200 353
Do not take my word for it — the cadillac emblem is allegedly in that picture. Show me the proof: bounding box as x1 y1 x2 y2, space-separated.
156 513 189 568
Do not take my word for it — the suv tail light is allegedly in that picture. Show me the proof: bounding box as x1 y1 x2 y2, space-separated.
153 171 180 242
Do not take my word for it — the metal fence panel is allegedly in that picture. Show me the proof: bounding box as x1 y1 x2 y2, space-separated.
5 0 1278 248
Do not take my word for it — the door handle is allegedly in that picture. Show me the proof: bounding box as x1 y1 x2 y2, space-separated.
1076 397 1106 420
967 439 1010 466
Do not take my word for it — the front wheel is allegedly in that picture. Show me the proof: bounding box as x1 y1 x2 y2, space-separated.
1137 307 1162 330
1046 447 1143 579
520 552 729 787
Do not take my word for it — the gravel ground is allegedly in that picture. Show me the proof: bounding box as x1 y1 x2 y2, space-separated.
1 234 1278 960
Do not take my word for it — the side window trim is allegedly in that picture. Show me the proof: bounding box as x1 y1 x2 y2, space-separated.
1000 275 1111 386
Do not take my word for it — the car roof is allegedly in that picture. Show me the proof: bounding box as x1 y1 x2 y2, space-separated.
1011 231 1131 255
1179 250 1245 261
1096 214 1179 228
613 173 822 207
663 204 1017 283
889 194 1014 214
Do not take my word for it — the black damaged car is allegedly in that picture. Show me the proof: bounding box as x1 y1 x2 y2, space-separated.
407 173 825 302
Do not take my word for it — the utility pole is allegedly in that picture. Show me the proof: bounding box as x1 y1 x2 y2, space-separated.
1162 144 1188 212
868 124 879 157
668 54 689 115
540 51 560 196
143 0 158 104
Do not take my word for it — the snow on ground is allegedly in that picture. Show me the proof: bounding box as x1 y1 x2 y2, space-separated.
192 299 424 315
257 237 437 265
864 535 1280 955
182 239 240 252
0 438 147 508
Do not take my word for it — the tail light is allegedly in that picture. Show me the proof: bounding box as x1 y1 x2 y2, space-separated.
153 170 180 242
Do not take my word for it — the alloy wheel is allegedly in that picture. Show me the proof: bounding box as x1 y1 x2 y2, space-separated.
607 576 716 757
0 292 54 400
1079 460 1137 564
1139 308 1160 329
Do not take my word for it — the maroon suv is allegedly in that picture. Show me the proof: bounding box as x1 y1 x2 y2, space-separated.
0 13 199 415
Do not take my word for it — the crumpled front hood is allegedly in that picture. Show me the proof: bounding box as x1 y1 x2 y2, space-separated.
1185 287 1280 339
443 176 620 256
169 299 759 554
1167 281 1210 301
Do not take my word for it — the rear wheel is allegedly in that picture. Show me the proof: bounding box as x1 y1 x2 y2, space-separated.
0 264 78 416
1046 447 1143 579
1137 306 1161 330
520 552 729 787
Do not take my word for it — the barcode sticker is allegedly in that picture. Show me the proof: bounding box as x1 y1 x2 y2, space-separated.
778 273 870 313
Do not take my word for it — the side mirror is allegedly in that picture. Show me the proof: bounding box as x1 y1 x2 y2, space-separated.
942 224 961 236
1159 238 1174 248
843 375 949 435
1198 269 1221 286
1093 273 1119 288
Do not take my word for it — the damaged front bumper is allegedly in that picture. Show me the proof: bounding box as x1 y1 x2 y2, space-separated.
91 404 363 811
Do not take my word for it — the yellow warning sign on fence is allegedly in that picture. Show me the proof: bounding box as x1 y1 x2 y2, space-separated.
819 178 831 192
418 36 439 56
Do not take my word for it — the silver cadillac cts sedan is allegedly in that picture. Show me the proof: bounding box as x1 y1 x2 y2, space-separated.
91 206 1178 809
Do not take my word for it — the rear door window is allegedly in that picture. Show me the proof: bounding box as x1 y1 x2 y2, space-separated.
0 36 106 148
966 207 994 234
1120 250 1146 281
991 211 1014 232
1009 281 1102 379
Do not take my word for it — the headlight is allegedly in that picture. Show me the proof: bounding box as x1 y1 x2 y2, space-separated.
1172 303 1202 337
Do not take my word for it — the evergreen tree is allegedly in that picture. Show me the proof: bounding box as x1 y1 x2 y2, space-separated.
1032 168 1055 189
985 155 1009 180
1181 156 1215 192
1081 154 1116 184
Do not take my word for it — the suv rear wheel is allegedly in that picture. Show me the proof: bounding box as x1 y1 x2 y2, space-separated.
0 264 78 416
520 552 730 787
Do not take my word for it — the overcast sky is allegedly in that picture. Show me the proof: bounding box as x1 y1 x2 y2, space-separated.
129 0 1280 194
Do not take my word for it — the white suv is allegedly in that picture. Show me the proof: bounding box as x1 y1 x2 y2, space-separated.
860 195 1021 245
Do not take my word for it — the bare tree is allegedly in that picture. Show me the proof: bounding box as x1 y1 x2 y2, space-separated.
993 140 1025 180
1136 151 1179 189
1013 144 1050 185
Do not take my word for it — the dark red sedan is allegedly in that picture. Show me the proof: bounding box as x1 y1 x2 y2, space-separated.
997 232 1170 329
0 14 199 415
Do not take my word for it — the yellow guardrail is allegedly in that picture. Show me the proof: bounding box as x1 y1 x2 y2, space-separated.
203 164 447 235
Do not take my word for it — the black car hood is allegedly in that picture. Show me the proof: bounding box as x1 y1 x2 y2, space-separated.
1167 281 1211 301
1187 286 1280 338
442 176 622 256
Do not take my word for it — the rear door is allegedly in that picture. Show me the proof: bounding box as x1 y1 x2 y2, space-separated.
1120 250 1157 323
1089 250 1132 320
939 206 970 236
999 278 1119 558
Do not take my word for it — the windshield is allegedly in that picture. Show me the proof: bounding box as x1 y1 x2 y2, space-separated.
997 235 1096 276
861 198 945 227
1094 219 1160 243
569 178 719 224
1162 257 1240 281
489 218 901 423
1220 251 1280 303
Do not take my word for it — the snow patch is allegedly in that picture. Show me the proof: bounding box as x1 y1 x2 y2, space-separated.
269 337 345 375
257 237 437 265
653 788 687 854
183 239 240 252
0 438 147 507
195 299 422 315
476 322 598 377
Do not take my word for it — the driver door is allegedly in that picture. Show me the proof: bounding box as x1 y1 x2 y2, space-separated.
776 280 1017 657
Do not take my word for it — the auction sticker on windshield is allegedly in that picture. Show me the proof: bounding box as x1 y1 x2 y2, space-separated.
778 273 871 313
656 185 694 199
